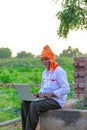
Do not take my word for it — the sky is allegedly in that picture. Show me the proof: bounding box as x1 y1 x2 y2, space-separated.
0 0 87 56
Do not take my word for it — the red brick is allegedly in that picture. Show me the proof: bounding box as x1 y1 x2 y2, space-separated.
73 93 87 99
78 71 87 77
74 77 86 83
74 72 78 77
73 62 79 66
79 83 86 88
73 93 79 98
74 67 86 71
74 88 84 93
72 83 79 88
78 93 87 98
78 93 85 98
73 83 85 89
74 57 87 62
79 62 87 67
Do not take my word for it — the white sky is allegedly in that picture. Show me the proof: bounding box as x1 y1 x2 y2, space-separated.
0 0 87 56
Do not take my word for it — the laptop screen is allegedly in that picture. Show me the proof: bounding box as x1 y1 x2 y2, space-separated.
14 84 35 101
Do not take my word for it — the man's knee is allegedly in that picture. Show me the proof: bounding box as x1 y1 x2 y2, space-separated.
21 101 26 107
21 101 30 108
30 101 39 111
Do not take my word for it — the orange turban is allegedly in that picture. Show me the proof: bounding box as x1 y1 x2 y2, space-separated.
41 45 58 71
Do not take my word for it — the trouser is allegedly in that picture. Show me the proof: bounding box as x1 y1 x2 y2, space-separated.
21 98 62 130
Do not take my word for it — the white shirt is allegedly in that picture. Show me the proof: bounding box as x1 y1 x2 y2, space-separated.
39 66 70 107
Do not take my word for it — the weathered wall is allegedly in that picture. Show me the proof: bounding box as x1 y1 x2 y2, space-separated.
40 109 87 130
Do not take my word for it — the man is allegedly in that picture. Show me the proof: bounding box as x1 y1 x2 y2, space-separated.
21 45 70 130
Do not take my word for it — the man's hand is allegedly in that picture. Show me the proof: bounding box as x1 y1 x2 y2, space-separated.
43 93 56 98
33 93 44 98
33 93 39 98
33 93 56 98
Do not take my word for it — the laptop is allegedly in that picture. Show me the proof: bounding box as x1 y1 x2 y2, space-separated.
14 84 45 101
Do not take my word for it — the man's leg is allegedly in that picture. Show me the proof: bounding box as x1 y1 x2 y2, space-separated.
25 98 61 130
21 101 31 130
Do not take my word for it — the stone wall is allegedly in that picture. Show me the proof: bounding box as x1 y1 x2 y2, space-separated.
40 109 87 130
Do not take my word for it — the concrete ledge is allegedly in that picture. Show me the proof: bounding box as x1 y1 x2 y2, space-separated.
40 109 87 130
0 118 21 127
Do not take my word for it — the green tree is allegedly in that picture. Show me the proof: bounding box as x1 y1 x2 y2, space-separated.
56 0 87 38
0 47 12 58
16 51 34 58
59 46 83 57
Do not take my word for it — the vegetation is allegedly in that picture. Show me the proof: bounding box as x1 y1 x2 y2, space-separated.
76 98 87 110
55 0 87 38
0 46 87 59
59 46 83 57
16 51 34 58
0 48 12 58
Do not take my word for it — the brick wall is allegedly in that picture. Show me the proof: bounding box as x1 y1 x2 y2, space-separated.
73 57 87 107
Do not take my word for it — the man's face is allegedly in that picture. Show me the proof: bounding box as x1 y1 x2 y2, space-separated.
41 57 50 70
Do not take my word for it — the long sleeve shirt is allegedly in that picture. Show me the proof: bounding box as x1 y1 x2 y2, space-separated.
39 66 70 107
